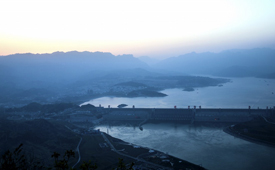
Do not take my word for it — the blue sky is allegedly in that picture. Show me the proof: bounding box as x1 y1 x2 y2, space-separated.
0 0 275 58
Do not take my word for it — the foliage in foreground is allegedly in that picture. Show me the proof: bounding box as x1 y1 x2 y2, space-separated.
0 144 134 170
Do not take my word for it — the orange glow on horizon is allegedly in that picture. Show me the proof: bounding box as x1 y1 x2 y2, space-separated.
0 0 275 58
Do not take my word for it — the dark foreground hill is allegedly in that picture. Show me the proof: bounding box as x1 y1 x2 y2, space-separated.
0 118 80 167
0 117 206 169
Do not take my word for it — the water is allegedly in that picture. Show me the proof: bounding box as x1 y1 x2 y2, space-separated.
87 77 275 169
96 123 275 170
82 77 275 109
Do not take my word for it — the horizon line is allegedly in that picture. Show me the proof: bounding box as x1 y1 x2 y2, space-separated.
0 47 274 58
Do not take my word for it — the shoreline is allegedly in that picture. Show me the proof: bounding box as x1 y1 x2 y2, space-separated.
94 131 206 170
223 126 275 148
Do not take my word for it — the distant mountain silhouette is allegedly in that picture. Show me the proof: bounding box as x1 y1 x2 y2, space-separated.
138 56 160 66
1 48 274 106
257 72 275 79
0 51 149 87
153 48 275 77
0 51 148 72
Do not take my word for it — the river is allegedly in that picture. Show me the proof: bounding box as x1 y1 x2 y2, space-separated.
96 123 275 170
88 77 275 169
82 77 275 109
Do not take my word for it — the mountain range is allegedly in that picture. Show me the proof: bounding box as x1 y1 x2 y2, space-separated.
1 48 274 82
0 48 274 106
152 48 275 77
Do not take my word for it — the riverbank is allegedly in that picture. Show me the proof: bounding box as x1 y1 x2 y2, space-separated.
80 131 206 170
223 117 275 148
96 122 275 170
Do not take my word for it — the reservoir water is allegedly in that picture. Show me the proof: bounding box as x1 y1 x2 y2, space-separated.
87 77 275 170
82 77 275 109
96 123 275 170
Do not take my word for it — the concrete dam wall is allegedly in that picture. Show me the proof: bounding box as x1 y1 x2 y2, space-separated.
104 107 275 123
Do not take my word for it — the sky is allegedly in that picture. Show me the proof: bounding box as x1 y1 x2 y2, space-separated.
0 0 275 59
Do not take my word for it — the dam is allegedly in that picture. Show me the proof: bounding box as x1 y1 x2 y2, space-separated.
103 106 275 123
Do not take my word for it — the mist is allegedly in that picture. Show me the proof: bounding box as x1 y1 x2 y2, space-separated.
1 48 275 170
1 48 274 106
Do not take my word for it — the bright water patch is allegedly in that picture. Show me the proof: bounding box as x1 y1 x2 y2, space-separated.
83 77 275 108
91 77 275 169
97 123 275 170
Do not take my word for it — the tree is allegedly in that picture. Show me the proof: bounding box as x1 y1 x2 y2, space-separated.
0 143 27 170
51 150 75 170
1 145 134 170
79 160 97 170
0 143 43 170
115 158 134 170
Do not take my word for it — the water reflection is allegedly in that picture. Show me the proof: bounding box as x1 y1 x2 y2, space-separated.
83 77 275 109
97 123 275 170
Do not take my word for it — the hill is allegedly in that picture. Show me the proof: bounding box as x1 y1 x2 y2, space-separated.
0 52 149 106
0 118 80 167
257 72 275 79
154 48 275 77
0 51 148 87
0 116 206 170
224 117 275 147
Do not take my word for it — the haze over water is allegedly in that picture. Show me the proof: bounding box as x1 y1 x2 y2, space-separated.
1 1 275 169
96 123 275 170
83 77 275 109
90 77 275 170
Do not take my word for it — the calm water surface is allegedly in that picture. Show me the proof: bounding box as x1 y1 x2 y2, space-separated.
82 77 275 108
96 123 275 170
89 77 275 169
